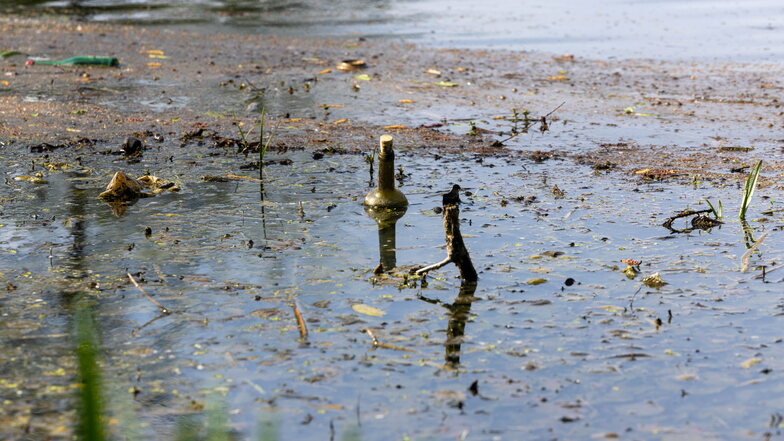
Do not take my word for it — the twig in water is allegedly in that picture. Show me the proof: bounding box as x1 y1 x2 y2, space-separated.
494 101 565 145
292 301 308 340
364 328 416 353
741 231 769 273
127 273 171 315
662 209 712 233
415 204 478 281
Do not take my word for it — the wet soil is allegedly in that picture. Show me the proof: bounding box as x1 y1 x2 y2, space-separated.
2 15 784 441
1 16 781 175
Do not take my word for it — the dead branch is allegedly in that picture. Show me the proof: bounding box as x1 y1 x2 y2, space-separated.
415 204 478 282
662 209 714 233
292 301 308 340
127 273 171 315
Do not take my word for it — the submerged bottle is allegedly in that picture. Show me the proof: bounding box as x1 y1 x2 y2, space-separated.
364 135 408 209
26 56 119 66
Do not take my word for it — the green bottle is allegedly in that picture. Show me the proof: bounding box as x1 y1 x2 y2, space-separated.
26 56 119 66
364 135 408 209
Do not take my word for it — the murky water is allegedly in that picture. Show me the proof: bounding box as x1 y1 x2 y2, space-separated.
2 133 784 439
1 0 783 62
2 1 784 440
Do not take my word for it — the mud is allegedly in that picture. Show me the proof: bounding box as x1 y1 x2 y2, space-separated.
1 16 781 177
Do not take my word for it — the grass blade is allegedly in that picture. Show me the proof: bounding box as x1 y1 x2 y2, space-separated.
739 160 762 219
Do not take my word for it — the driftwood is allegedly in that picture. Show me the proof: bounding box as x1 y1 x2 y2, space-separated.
416 204 478 282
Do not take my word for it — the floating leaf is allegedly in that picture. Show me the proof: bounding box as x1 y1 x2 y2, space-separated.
599 305 624 312
318 68 332 75
526 278 547 285
546 75 568 81
741 358 762 369
337 59 366 71
398 99 414 104
383 124 407 130
332 118 348 125
426 69 441 76
434 81 458 87
352 304 385 317
353 74 371 81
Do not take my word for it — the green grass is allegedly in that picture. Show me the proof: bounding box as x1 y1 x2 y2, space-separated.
739 160 762 220
704 198 723 219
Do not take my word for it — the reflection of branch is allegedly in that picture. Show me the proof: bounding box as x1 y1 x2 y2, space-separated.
131 313 168 336
418 282 478 368
445 282 477 368
415 204 477 281
741 231 768 273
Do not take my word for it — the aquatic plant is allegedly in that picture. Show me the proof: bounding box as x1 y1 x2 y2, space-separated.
258 107 280 168
364 145 377 182
739 160 762 220
704 198 723 219
75 307 107 441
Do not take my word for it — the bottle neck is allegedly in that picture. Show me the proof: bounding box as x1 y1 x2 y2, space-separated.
378 150 395 192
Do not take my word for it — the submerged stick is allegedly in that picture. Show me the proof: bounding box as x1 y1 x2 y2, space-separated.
364 328 416 353
292 301 308 340
415 204 478 281
740 231 769 273
127 273 171 315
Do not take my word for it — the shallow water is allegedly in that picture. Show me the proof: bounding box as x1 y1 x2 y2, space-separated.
2 1 784 440
1 0 782 62
2 136 784 439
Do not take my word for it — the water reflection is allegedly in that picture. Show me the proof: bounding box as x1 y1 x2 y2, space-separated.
418 281 477 368
364 205 405 272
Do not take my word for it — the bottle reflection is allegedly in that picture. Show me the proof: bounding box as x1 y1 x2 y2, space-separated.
365 206 406 272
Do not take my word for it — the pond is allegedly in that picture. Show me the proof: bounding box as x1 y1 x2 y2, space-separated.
2 131 783 439
1 2 784 440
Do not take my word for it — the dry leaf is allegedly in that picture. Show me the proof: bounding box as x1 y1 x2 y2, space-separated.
352 304 385 317
741 358 762 369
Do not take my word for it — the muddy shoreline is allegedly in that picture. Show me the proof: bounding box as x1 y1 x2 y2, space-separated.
1 15 782 181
